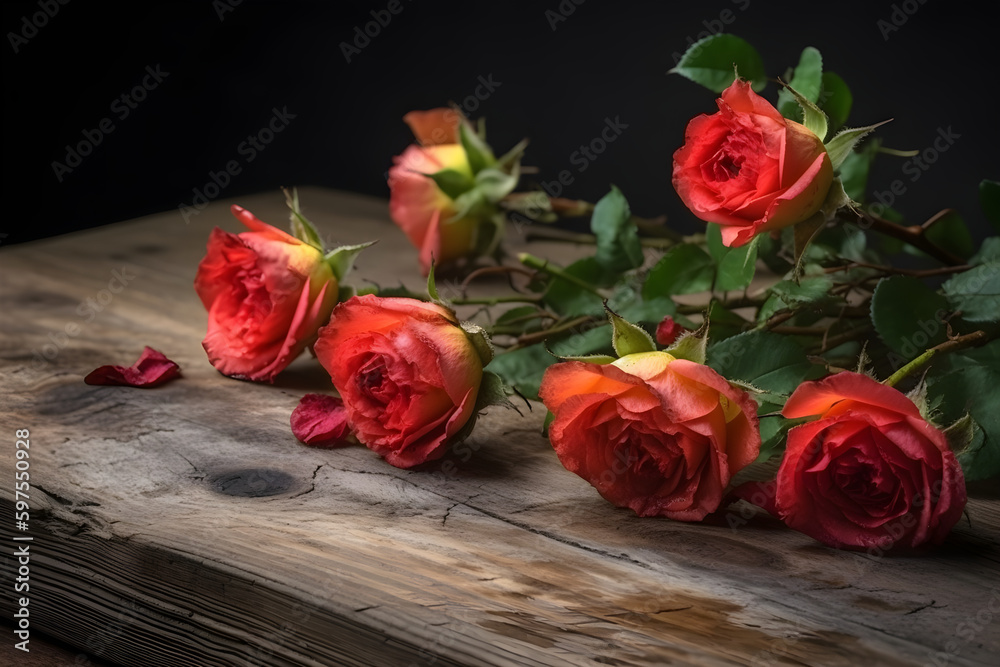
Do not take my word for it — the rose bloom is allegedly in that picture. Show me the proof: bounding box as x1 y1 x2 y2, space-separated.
388 108 479 275
194 205 338 382
539 352 760 520
314 295 483 468
672 79 834 247
774 372 966 550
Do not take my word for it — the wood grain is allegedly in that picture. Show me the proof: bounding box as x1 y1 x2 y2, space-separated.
1 188 998 666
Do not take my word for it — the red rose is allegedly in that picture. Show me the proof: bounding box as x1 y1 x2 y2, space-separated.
194 205 338 382
672 79 834 247
539 351 760 521
314 295 484 468
771 372 966 550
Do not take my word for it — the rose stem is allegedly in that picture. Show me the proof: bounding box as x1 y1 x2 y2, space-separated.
883 330 989 388
857 210 965 266
824 260 972 278
511 315 596 349
517 253 606 297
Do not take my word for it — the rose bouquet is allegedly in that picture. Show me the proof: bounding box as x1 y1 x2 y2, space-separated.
88 34 996 554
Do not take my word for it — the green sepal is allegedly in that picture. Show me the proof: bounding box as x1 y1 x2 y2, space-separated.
664 320 708 364
545 343 616 365
284 187 325 250
475 166 520 204
606 304 656 357
459 122 497 174
825 121 891 170
426 168 475 200
780 79 828 142
449 370 522 447
462 322 495 366
496 138 529 172
337 284 356 303
324 241 377 283
426 260 442 303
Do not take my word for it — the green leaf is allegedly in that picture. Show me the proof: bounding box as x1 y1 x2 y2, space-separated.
707 224 761 291
981 180 1000 234
926 340 1000 480
923 211 974 261
706 301 749 341
780 80 828 142
486 344 553 402
550 324 615 358
756 276 834 325
870 276 951 355
708 330 821 395
818 71 852 133
838 137 880 202
324 241 376 283
606 305 656 357
643 244 715 298
614 295 676 326
757 415 797 462
459 122 496 174
825 121 891 170
942 257 1000 323
427 168 475 200
543 257 611 317
777 47 824 124
669 34 767 93
591 186 644 273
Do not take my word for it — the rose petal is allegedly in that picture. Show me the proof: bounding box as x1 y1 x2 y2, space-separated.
655 316 686 347
84 347 181 388
290 394 352 447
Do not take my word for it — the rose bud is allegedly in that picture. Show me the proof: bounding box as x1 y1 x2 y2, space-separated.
767 372 966 550
194 205 338 382
655 316 687 347
314 295 485 469
672 79 834 247
539 351 760 521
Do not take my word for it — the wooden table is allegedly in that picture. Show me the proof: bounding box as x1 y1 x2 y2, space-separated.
1 188 998 666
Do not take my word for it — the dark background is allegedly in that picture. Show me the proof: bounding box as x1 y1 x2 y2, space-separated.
2 0 996 247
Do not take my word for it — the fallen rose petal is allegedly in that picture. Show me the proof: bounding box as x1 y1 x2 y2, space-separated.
290 394 352 447
84 347 181 387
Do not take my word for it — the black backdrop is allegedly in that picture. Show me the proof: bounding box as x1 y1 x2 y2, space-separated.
3 0 996 246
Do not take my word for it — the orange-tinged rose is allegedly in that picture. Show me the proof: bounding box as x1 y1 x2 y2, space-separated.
540 351 760 520
672 79 834 247
314 295 484 468
194 205 338 382
388 142 477 275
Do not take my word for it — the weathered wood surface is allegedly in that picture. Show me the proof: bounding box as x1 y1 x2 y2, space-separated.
1 187 998 667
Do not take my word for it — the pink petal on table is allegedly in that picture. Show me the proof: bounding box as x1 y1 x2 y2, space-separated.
291 394 352 447
84 347 181 388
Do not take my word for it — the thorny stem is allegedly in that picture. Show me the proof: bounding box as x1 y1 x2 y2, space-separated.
857 209 965 266
883 330 989 388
